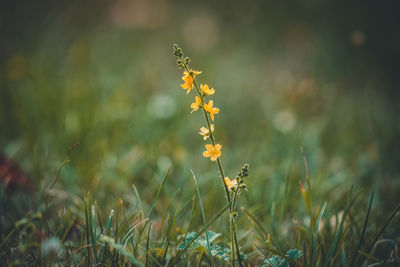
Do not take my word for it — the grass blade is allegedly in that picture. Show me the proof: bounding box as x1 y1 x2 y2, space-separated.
324 191 361 266
132 184 143 212
191 169 214 266
349 192 374 267
88 194 98 265
148 166 171 218
106 209 114 237
183 196 196 242
84 199 91 265
311 201 327 266
145 222 152 267
366 202 400 254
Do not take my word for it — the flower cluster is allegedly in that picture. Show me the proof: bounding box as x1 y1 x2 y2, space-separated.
173 44 222 162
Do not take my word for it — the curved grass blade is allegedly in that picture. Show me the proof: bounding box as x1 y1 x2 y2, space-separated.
183 196 196 242
148 166 171 218
324 191 361 266
191 169 214 266
366 202 400 254
145 222 152 267
311 201 327 266
132 184 143 212
349 192 374 267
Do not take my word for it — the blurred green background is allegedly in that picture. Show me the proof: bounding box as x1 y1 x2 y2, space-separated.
1 0 400 235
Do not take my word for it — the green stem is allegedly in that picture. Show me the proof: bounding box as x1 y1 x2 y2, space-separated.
231 188 244 267
230 215 235 266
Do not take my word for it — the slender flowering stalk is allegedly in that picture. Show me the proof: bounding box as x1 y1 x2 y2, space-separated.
173 44 230 202
173 44 248 266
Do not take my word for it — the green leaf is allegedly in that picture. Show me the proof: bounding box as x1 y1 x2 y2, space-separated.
262 249 303 267
210 245 231 261
176 231 237 262
177 232 199 250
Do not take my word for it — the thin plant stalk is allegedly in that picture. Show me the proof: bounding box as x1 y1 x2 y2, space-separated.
178 54 244 266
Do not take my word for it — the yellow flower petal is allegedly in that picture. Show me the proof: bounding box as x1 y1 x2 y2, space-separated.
203 151 211 157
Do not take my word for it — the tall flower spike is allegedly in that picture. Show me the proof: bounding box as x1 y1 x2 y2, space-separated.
203 100 220 121
191 96 201 113
203 144 222 161
201 84 215 96
199 124 214 140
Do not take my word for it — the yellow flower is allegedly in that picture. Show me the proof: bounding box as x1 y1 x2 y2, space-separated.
224 177 238 191
190 96 202 113
180 69 201 94
203 100 220 121
199 124 214 140
200 84 215 96
203 144 222 161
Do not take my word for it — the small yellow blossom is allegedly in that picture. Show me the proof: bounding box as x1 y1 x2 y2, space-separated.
199 124 214 140
190 96 202 113
203 144 222 161
180 69 201 94
200 84 215 96
203 100 220 121
224 177 238 191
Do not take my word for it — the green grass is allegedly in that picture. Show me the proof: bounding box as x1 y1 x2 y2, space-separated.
1 2 400 265
1 95 399 265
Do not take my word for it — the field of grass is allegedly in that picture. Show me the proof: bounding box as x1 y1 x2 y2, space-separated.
1 1 400 266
